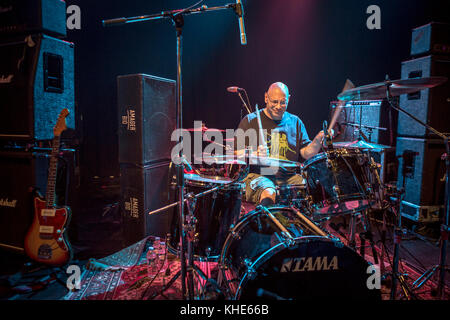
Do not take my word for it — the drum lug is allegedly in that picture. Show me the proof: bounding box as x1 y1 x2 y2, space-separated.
244 258 256 280
331 237 344 248
332 185 341 198
285 237 296 247
230 230 241 241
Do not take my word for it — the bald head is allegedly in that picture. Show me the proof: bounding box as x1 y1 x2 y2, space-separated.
267 82 290 98
264 82 290 120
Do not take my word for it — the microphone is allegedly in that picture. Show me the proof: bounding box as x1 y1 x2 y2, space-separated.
227 86 244 93
227 86 252 114
235 0 247 45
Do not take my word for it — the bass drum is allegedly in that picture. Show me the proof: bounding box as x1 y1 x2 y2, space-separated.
218 206 381 300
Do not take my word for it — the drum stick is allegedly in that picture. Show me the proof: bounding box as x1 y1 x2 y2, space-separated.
255 104 269 156
329 79 355 134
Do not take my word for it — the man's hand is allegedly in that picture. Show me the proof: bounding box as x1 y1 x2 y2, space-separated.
300 128 334 160
254 145 269 157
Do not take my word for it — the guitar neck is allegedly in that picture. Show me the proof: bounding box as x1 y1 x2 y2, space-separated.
45 135 61 208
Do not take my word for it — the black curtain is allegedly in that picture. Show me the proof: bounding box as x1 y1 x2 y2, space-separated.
65 0 450 183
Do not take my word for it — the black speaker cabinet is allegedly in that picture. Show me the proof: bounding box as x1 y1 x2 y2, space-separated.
329 99 397 147
117 74 176 165
120 160 174 246
0 33 75 140
0 148 75 251
411 22 450 57
396 137 446 206
0 0 67 38
397 55 450 138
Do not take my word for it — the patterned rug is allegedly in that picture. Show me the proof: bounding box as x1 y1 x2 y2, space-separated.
64 232 448 300
63 236 217 300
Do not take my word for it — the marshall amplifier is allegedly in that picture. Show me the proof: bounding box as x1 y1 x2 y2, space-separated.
411 22 450 57
397 55 450 138
0 34 75 140
396 137 446 207
0 0 67 38
329 99 397 147
0 148 75 251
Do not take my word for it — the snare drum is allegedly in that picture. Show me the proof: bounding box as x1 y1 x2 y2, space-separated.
169 174 244 261
218 206 380 300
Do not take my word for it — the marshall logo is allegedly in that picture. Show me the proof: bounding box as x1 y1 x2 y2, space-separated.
0 74 14 84
124 197 139 218
122 108 136 132
280 256 338 272
0 198 18 208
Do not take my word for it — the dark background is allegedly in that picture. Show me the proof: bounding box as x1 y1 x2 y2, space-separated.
65 0 450 183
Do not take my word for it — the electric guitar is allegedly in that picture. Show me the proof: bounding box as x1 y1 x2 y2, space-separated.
24 108 73 266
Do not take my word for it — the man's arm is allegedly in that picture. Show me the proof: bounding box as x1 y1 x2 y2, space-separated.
300 131 324 160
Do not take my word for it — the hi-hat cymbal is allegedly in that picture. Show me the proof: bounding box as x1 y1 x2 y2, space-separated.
333 140 393 151
184 127 225 132
194 154 246 165
247 156 301 168
337 76 447 101
196 154 301 168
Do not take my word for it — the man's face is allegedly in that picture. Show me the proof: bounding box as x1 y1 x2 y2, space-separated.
264 86 289 121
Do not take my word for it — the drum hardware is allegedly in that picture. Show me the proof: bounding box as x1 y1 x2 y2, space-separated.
358 211 379 264
258 205 296 245
376 167 417 299
340 75 449 299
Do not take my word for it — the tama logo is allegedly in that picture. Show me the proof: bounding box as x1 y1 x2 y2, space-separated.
122 108 136 131
124 197 139 218
280 256 338 272
0 198 18 208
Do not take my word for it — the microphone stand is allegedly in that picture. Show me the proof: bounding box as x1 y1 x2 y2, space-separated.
238 90 252 114
383 76 449 299
102 2 243 300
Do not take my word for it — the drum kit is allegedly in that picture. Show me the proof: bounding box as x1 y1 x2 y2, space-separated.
147 76 449 300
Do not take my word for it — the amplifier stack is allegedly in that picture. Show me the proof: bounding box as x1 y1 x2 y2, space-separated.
117 74 176 246
0 0 76 252
396 22 450 222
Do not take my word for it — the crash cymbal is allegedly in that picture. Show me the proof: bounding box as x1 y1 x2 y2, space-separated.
333 140 393 151
337 76 447 101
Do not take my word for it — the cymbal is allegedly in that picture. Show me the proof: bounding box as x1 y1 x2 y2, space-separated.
194 154 246 165
196 154 301 168
337 76 447 101
247 156 301 168
333 140 393 151
184 127 225 132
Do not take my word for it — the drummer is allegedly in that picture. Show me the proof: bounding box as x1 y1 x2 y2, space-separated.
235 82 329 207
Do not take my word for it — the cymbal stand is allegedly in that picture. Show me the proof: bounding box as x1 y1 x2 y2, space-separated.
383 76 449 298
147 186 226 300
387 186 417 300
